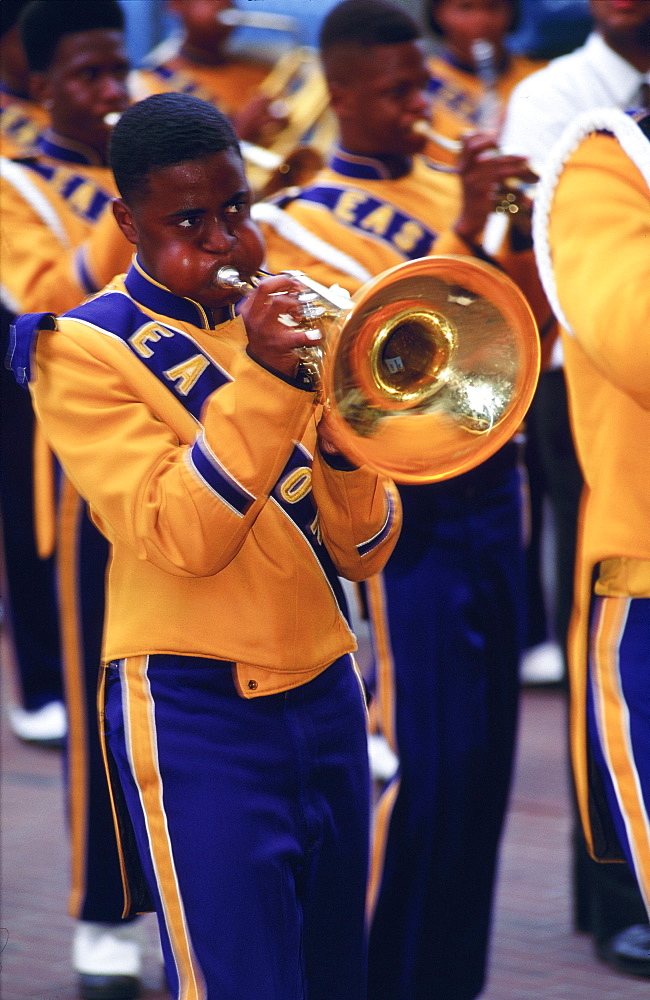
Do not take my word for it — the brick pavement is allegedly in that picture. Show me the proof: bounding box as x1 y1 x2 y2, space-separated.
2 653 648 999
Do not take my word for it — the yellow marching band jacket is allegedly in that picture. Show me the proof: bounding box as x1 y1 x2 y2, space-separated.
10 259 401 697
0 130 135 558
0 87 49 159
425 50 545 161
533 106 650 861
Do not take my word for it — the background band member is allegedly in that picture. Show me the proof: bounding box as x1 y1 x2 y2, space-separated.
1 3 143 996
256 3 541 997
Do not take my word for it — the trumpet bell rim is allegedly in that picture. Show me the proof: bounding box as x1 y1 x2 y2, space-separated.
322 255 540 484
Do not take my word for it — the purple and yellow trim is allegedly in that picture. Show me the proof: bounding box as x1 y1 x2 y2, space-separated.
589 596 650 909
121 655 207 998
188 433 256 517
357 493 396 558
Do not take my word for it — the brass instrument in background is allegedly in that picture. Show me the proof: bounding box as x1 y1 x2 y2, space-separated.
218 256 540 484
242 46 335 198
216 8 335 197
217 8 301 37
413 120 537 217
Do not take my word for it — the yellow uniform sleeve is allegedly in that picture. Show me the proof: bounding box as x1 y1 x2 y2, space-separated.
549 133 650 410
0 171 132 315
311 451 400 582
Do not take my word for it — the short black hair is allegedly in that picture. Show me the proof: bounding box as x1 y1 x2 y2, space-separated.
319 0 421 52
425 0 520 38
0 0 32 37
109 92 241 204
19 0 125 72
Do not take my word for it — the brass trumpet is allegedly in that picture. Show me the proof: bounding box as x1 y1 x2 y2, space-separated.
413 120 538 215
218 256 540 484
234 45 334 197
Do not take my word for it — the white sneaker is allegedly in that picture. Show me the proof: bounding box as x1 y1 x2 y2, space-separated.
368 733 399 782
8 700 67 744
519 641 565 685
72 920 143 977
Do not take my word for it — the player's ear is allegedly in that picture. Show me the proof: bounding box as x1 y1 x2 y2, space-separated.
29 72 50 107
328 80 351 118
112 198 138 245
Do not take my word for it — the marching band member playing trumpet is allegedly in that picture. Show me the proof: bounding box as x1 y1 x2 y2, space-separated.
423 0 545 162
9 90 401 1000
0 0 48 158
254 3 544 998
132 0 285 147
0 3 144 997
132 0 334 194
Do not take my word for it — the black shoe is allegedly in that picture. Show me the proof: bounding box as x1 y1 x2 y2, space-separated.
78 973 141 1000
599 924 650 979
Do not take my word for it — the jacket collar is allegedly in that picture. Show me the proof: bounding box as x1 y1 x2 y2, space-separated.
328 145 411 180
38 128 106 166
124 257 214 329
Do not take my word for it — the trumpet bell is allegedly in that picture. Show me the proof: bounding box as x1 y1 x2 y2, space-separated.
322 255 540 484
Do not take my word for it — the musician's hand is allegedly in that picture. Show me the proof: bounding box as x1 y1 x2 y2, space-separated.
240 275 322 379
232 94 289 145
454 133 538 243
317 408 346 457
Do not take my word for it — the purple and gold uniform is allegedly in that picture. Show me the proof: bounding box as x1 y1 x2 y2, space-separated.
131 46 270 119
0 129 133 924
1 129 132 314
256 147 470 290
534 107 650 914
0 83 48 158
13 256 400 997
131 44 335 195
425 51 544 161
257 147 531 1000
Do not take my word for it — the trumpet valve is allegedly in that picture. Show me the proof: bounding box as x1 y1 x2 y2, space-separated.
297 290 327 325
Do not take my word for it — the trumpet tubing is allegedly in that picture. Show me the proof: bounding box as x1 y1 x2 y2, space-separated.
219 257 540 484
413 119 464 154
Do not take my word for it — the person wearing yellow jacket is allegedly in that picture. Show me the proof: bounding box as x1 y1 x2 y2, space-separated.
424 0 545 160
534 104 650 974
10 90 401 1000
0 0 48 159
0 0 61 746
255 4 542 998
131 0 334 197
0 4 144 997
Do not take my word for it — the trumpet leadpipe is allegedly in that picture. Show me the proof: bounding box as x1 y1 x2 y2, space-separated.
412 120 464 154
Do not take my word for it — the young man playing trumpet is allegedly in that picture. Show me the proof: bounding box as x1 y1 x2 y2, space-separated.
9 90 401 1000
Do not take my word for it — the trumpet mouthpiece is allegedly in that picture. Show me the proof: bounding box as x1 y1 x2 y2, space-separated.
215 266 256 294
